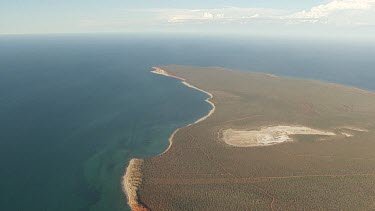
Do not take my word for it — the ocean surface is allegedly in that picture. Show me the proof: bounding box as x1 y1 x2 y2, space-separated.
0 34 374 211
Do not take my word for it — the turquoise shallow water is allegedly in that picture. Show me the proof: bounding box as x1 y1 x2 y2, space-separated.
0 35 374 211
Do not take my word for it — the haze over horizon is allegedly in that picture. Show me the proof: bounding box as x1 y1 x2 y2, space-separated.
2 0 375 40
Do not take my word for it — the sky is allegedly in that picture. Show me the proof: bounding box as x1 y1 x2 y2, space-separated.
1 0 375 39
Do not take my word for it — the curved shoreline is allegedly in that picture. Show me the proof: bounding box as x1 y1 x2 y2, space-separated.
148 66 216 156
122 66 216 210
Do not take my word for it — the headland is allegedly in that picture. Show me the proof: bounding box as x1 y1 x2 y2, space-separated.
124 65 375 210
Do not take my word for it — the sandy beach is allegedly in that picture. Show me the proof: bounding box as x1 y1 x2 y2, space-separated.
150 66 216 152
123 66 216 210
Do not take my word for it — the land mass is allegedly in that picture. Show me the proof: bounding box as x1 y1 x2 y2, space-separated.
125 65 375 210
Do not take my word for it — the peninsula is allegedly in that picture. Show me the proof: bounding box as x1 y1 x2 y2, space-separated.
124 65 375 210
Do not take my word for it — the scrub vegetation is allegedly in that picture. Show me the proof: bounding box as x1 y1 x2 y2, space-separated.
137 65 375 210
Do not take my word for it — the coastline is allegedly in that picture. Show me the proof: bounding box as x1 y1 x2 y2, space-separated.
122 159 149 211
150 66 216 153
122 66 216 210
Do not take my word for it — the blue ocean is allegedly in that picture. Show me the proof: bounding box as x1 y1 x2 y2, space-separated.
0 34 374 211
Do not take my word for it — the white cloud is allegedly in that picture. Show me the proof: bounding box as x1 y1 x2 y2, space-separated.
78 2 375 34
136 0 375 26
157 2 375 26
289 0 375 24
203 12 213 19
164 7 287 23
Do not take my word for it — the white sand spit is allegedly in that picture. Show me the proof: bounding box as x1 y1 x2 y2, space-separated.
151 67 168 76
181 81 215 124
223 126 336 147
151 66 215 125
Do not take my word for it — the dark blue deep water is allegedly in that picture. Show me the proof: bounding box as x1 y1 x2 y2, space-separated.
0 34 374 211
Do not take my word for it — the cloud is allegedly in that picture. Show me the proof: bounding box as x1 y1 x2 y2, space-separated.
289 0 375 24
164 7 287 23
79 2 375 33
160 2 375 26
